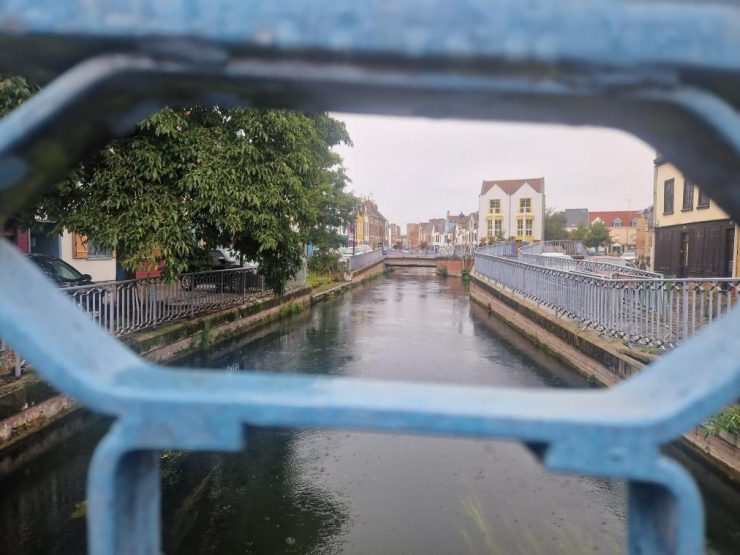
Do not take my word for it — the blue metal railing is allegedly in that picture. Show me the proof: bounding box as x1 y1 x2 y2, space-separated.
1 2 739 554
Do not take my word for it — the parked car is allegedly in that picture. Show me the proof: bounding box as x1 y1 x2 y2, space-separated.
27 253 93 287
181 247 258 292
540 252 572 259
588 255 637 269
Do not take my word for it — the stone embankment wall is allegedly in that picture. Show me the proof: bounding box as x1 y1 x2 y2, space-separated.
469 272 740 481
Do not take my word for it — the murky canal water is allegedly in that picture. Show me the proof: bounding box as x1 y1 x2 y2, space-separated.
0 275 738 553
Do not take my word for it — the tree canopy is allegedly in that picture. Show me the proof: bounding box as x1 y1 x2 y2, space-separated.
543 208 568 241
2 76 355 293
584 221 611 253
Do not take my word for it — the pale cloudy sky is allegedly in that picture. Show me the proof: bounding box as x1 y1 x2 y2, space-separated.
332 113 655 233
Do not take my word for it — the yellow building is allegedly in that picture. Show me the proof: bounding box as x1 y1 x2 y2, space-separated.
653 158 738 278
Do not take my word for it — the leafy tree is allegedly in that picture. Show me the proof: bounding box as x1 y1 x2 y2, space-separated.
307 250 344 275
568 221 590 241
419 241 428 252
543 208 568 240
584 221 611 253
2 76 355 293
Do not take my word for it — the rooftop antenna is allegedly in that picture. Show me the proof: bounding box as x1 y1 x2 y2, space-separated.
626 198 631 210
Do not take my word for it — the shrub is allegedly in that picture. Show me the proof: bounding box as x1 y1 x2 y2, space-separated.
308 250 344 274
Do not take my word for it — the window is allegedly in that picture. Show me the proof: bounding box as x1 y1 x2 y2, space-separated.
494 220 502 235
87 240 112 259
525 219 533 236
486 220 493 237
663 179 674 214
489 199 500 214
697 187 710 208
516 219 524 236
613 218 622 228
682 179 694 211
519 198 531 213
631 217 638 227
73 233 112 260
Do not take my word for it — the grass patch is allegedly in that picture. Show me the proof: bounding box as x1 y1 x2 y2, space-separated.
703 404 740 438
307 272 333 289
278 302 304 318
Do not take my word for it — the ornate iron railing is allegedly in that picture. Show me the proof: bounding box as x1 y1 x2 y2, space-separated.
0 2 739 554
475 252 739 346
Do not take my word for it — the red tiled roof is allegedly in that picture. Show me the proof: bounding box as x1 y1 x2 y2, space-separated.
588 210 640 227
480 178 544 196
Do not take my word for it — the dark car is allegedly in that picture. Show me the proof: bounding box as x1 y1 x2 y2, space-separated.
27 253 93 287
181 248 258 292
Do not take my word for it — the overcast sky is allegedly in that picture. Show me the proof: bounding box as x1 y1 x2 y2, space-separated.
332 114 655 233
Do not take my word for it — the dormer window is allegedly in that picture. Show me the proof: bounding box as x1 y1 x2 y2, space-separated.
613 218 622 228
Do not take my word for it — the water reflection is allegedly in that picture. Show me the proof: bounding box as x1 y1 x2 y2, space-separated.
178 275 626 554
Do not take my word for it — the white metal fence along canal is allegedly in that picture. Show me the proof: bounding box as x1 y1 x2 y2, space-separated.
65 265 306 338
475 241 739 347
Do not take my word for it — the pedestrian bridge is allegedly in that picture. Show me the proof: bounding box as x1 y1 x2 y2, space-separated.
384 254 437 268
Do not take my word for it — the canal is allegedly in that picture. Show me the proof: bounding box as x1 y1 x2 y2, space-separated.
0 274 738 553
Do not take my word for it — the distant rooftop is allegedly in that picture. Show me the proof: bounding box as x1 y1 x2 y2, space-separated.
480 177 544 196
564 208 588 228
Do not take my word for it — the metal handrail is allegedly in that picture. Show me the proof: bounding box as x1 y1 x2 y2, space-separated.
475 251 738 346
347 249 384 271
63 267 305 338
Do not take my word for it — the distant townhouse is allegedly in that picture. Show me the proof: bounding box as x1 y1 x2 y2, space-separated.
361 200 387 249
386 223 401 247
419 221 433 248
588 211 640 255
635 207 653 269
406 223 420 250
653 158 738 278
478 178 545 242
445 211 478 247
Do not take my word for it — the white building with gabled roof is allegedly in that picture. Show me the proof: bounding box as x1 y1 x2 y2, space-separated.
478 178 545 242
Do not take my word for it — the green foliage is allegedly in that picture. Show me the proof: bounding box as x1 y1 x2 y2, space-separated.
568 222 590 241
308 250 344 274
436 266 448 277
307 272 332 289
277 302 304 317
584 221 611 253
461 267 471 281
419 241 429 252
2 77 354 294
0 75 37 117
543 208 568 240
195 322 214 351
703 405 740 438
